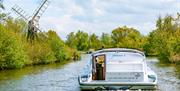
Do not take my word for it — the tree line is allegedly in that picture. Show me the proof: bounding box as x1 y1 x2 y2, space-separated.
0 3 179 70
66 14 180 64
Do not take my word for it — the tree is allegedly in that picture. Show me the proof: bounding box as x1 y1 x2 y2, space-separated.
156 16 163 30
76 30 89 51
111 26 142 48
66 32 77 49
89 33 101 49
146 14 180 63
100 33 112 48
47 30 74 62
163 15 174 31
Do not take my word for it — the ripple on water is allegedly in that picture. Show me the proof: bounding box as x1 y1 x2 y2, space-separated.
147 57 180 91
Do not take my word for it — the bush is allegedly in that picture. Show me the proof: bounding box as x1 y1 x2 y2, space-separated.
25 41 56 65
71 49 81 60
0 26 27 69
47 30 81 62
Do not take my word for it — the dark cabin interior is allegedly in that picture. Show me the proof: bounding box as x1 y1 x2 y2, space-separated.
92 54 106 80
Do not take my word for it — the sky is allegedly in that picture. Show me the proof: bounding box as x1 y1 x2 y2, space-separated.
3 0 180 40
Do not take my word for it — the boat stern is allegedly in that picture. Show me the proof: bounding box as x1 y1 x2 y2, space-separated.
78 75 157 90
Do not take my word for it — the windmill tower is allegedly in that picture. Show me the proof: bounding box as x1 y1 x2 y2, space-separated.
12 0 51 41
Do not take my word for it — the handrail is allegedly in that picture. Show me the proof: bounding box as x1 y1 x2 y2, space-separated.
92 48 145 57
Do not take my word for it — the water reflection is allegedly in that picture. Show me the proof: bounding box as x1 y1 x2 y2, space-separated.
175 65 180 79
0 62 67 81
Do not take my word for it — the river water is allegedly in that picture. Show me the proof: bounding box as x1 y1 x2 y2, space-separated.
0 54 179 91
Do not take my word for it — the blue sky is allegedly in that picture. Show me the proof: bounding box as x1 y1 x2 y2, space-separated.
3 0 180 39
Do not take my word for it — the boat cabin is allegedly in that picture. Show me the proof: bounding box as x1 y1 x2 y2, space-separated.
91 48 146 82
79 48 157 90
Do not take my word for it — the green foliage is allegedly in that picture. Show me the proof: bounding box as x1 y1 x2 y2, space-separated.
0 14 80 69
111 26 143 49
47 30 71 62
1 6 180 70
145 14 180 63
25 41 56 65
65 14 179 64
76 30 89 51
89 33 101 50
66 30 89 51
66 32 77 49
101 33 112 48
72 49 81 60
0 24 28 69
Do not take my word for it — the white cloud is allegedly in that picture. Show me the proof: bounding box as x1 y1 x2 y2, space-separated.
4 0 180 40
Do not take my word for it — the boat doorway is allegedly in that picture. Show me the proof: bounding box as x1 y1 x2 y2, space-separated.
92 54 106 80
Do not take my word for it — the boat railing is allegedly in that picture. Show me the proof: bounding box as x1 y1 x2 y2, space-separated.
92 48 145 57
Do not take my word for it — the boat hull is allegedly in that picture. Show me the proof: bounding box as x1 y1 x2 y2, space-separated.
78 76 157 90
78 77 157 90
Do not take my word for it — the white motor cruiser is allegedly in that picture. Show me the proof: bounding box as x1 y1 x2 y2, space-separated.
78 48 157 90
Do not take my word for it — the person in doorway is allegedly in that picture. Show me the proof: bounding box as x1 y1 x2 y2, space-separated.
95 56 105 80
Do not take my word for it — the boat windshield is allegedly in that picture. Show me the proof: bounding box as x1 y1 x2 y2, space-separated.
106 52 144 62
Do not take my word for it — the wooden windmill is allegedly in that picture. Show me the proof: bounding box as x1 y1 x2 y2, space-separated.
12 0 51 41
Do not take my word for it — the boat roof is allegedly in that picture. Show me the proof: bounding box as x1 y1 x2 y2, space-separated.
92 48 145 57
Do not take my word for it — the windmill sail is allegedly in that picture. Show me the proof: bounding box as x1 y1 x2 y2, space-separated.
12 0 51 41
32 0 51 31
12 4 30 20
32 0 50 21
